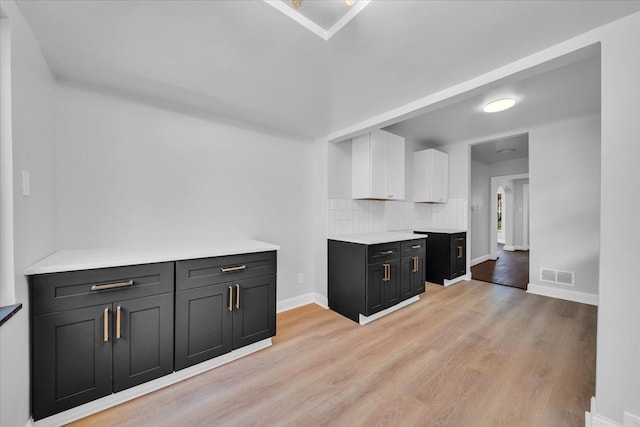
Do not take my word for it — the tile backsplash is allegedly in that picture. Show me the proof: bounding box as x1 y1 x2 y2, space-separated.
328 198 467 236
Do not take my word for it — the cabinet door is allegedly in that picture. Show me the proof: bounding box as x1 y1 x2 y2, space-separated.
384 260 401 308
113 293 174 392
384 132 405 200
453 236 466 278
232 275 276 349
33 305 112 420
366 263 386 315
175 283 233 370
431 149 448 203
401 255 425 299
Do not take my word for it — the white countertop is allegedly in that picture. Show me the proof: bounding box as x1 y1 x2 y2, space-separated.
413 228 467 234
24 239 280 275
329 232 425 245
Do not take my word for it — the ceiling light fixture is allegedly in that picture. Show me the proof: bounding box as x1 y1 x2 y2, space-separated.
345 0 357 5
291 0 302 9
483 98 516 113
497 148 516 154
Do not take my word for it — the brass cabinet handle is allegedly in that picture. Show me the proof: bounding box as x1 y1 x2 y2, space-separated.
411 256 417 273
235 284 240 309
382 264 387 282
411 245 421 249
220 265 247 273
378 250 394 256
116 306 121 339
458 246 463 258
91 280 134 291
103 308 109 342
228 286 233 311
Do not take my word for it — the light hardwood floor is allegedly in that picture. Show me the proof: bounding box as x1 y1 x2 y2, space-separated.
69 280 596 426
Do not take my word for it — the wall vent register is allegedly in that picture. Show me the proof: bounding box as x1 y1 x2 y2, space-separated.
539 267 575 286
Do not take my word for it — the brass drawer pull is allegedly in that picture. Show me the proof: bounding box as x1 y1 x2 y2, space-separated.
91 280 134 291
378 250 394 256
103 308 109 342
116 306 122 339
411 245 421 249
228 286 233 311
220 265 247 273
412 256 418 273
235 284 240 309
458 246 463 258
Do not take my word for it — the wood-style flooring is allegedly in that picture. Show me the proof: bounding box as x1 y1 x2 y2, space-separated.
471 244 530 289
70 281 596 427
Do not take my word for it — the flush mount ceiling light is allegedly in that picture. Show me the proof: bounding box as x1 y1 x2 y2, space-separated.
497 148 516 154
483 98 516 113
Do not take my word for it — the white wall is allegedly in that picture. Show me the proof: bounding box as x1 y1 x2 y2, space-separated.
511 178 529 248
595 11 640 423
54 84 316 301
470 158 490 260
528 114 600 297
0 2 57 426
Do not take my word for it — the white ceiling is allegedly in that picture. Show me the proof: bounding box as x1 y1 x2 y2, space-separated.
14 1 640 139
384 53 601 147
278 0 355 29
471 134 529 164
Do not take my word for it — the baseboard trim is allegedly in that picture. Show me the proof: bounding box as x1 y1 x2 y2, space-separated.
503 245 516 251
471 254 491 266
276 292 328 313
586 397 624 427
444 273 471 287
624 411 640 427
527 283 598 306
359 295 420 325
33 339 272 427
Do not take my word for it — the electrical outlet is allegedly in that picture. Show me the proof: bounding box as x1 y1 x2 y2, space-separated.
297 273 304 285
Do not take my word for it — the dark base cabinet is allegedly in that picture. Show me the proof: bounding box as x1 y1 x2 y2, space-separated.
328 238 426 323
30 263 175 421
174 251 276 371
415 231 466 285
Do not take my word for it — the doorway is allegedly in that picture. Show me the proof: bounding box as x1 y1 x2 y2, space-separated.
469 134 530 290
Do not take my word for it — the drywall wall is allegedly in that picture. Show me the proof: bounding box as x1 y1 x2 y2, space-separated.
490 157 529 177
54 84 316 302
528 114 600 296
511 178 529 248
470 158 490 260
0 1 57 426
595 11 640 423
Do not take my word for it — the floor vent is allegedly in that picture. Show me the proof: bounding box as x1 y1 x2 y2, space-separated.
539 268 575 286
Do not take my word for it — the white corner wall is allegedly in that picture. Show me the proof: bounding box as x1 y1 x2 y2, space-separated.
54 84 317 301
0 1 57 427
594 11 640 424
470 158 490 260
528 114 600 298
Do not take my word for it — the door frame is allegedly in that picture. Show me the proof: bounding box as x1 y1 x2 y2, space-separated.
490 173 528 259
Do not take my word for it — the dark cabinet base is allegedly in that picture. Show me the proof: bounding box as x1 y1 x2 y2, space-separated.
415 231 467 285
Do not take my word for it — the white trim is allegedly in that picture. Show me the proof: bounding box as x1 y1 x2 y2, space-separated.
33 339 272 427
0 13 16 305
358 295 419 325
624 411 640 427
503 245 528 251
326 0 371 39
490 173 529 259
443 273 471 287
25 418 34 427
527 283 598 306
586 397 624 427
276 292 328 313
471 254 491 266
262 0 371 41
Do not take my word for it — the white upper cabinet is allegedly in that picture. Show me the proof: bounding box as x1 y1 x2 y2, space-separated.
352 129 405 200
413 148 448 203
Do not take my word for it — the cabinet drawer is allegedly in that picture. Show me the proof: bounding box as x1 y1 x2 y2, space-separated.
401 239 427 257
32 262 174 315
176 251 276 291
367 243 400 264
